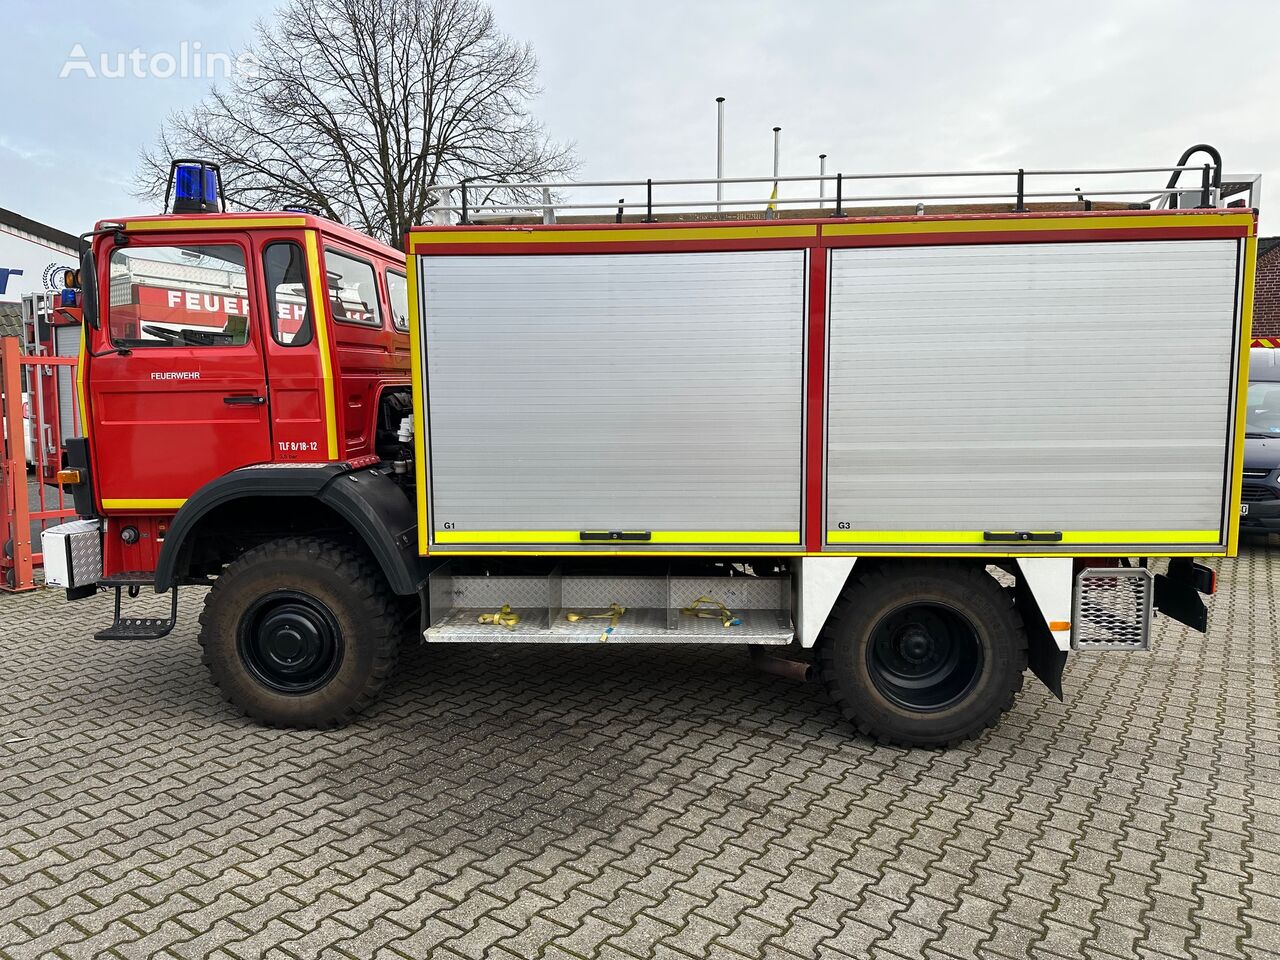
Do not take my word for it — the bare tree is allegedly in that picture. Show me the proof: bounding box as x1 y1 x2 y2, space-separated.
136 0 574 246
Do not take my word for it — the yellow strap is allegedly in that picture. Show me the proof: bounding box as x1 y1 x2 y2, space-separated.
566 602 626 624
566 603 626 641
680 596 741 628
477 604 521 630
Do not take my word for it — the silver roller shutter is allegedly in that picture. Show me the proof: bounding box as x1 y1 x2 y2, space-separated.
825 239 1241 551
420 250 806 548
53 324 81 442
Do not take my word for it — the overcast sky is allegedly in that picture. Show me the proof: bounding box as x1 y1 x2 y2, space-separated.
2 0 1277 233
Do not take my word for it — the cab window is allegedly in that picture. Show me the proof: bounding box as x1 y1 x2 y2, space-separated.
108 243 250 348
324 249 382 327
262 242 313 346
385 269 409 332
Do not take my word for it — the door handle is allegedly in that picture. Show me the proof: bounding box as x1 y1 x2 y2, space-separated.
223 394 266 406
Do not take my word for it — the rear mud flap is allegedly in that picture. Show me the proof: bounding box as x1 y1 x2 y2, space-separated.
1014 575 1065 700
1153 559 1211 633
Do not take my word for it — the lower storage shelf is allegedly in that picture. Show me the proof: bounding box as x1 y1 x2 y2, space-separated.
423 560 793 645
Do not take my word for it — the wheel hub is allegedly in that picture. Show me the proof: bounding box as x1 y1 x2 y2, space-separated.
867 602 983 712
237 591 343 694
898 626 934 664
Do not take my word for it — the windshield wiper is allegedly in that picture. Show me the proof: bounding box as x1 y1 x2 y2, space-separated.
1245 432 1275 439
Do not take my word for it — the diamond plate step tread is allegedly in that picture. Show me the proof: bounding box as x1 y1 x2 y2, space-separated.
98 572 158 587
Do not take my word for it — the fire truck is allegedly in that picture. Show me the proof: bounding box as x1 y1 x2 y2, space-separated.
41 152 1257 746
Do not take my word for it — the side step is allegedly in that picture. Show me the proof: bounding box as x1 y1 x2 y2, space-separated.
94 574 179 641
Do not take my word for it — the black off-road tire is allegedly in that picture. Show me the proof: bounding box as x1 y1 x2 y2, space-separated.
817 562 1028 748
198 537 399 728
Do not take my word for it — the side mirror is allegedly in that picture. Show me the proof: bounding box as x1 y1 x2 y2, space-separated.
79 243 99 330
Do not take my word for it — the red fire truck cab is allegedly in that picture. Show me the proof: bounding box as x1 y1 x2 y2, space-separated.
60 167 417 642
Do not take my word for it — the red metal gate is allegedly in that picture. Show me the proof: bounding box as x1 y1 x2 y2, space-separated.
1 335 80 592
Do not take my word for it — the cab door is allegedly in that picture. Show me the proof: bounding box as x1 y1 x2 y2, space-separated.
87 233 273 509
322 245 393 458
253 231 336 462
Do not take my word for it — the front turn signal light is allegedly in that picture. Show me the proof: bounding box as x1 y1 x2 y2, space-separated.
55 469 82 485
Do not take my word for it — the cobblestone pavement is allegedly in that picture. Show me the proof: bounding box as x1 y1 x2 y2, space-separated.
1 548 1277 960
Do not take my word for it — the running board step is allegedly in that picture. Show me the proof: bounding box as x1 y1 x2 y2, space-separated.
98 571 162 586
95 583 179 641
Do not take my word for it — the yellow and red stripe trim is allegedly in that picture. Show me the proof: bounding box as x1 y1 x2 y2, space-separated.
101 498 186 511
1228 235 1259 554
826 529 1222 546
405 254 431 555
121 216 309 232
821 211 1254 238
303 230 341 460
433 530 802 545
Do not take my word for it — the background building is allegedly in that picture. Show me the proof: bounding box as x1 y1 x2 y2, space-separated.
0 207 78 337
1253 237 1280 339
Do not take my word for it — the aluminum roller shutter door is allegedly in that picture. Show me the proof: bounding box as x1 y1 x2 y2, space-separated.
420 250 806 547
825 240 1241 550
53 324 80 442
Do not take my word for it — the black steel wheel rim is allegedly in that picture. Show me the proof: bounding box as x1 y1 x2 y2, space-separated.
867 601 983 712
237 590 343 694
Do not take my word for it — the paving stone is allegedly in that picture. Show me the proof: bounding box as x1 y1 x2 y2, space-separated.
0 548 1274 959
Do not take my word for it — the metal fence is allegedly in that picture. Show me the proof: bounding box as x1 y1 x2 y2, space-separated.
0 335 80 592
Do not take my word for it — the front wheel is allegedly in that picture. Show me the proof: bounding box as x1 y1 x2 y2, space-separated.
817 562 1028 747
198 537 400 728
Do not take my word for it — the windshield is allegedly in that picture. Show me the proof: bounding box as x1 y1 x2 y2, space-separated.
1246 380 1280 436
108 243 250 348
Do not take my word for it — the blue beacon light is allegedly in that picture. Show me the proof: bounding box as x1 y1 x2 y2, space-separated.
171 162 221 214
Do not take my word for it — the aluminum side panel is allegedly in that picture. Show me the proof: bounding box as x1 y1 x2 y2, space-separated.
418 251 805 548
824 240 1241 551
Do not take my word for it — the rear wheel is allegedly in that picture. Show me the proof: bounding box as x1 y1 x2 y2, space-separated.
198 537 399 728
817 562 1027 747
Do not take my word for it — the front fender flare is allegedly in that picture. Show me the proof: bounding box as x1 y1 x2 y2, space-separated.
154 462 425 595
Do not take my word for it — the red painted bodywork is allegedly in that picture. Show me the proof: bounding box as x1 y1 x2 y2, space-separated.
104 516 168 576
803 249 827 553
80 213 409 578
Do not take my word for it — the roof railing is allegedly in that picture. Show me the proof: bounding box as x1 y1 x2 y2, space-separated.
424 146 1257 225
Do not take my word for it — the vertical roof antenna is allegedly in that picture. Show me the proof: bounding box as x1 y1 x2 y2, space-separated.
715 98 726 214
